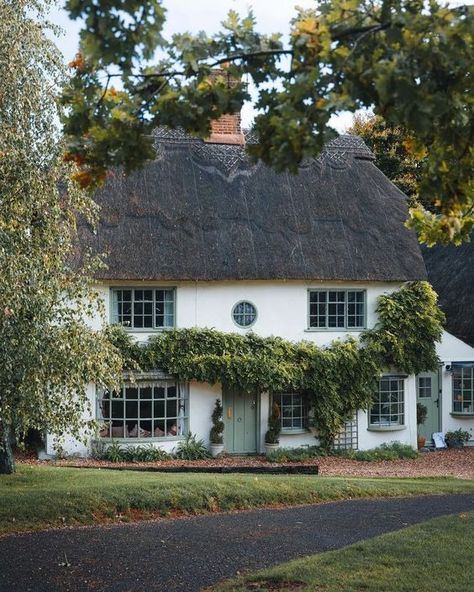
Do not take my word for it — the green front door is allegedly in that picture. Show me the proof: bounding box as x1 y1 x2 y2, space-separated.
223 387 257 453
416 371 440 441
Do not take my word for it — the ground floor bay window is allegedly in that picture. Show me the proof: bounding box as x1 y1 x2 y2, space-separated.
369 376 405 428
98 378 188 439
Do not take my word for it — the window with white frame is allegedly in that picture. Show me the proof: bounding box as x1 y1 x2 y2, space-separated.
452 366 474 414
111 288 175 329
98 380 188 438
308 290 365 329
273 393 307 432
369 376 405 428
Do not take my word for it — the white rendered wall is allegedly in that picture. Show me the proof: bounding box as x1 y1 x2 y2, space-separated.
437 331 474 445
94 279 399 345
54 282 474 455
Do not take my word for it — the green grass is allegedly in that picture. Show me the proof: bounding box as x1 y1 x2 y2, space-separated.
0 465 473 536
209 512 474 592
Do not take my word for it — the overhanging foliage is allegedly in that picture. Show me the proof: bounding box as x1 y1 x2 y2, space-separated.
107 282 444 449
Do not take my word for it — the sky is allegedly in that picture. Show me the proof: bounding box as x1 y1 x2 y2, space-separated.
49 0 472 132
50 0 357 131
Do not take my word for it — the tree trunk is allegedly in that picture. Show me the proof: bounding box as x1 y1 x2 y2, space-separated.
0 423 15 474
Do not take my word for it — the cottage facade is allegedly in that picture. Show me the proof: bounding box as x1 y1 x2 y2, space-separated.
46 123 474 456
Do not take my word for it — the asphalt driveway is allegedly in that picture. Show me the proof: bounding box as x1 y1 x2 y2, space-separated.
1 494 473 592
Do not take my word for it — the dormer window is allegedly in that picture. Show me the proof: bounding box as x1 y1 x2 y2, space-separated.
111 288 175 329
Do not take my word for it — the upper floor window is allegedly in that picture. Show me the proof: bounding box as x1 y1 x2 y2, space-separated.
111 288 175 329
369 376 405 428
308 290 365 329
232 301 257 328
453 366 474 414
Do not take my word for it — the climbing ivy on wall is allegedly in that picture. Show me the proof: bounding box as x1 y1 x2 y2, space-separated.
106 282 444 449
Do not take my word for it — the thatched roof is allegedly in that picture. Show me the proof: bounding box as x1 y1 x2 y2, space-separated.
423 242 474 347
79 131 427 282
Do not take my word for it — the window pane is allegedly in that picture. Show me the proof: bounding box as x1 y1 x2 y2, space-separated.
370 378 404 427
233 301 257 327
274 393 305 431
453 368 474 413
99 381 187 439
309 290 365 329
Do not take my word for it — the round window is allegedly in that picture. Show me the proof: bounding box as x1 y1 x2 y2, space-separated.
232 301 257 328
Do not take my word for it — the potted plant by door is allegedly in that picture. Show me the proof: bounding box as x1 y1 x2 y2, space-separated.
416 403 428 449
264 401 281 456
444 429 470 448
209 399 225 457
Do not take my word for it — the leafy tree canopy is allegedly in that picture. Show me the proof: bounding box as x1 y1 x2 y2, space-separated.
0 0 123 473
63 0 473 245
348 114 425 208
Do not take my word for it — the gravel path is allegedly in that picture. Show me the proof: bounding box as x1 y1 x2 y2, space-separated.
1 494 473 592
21 447 474 479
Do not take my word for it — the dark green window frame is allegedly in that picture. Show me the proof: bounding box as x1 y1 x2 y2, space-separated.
308 289 366 330
111 288 176 329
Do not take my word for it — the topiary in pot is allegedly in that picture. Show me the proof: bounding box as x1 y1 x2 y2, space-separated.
209 399 225 457
416 402 428 449
265 401 281 456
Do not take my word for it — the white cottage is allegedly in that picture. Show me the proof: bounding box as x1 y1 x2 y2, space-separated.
47 119 474 456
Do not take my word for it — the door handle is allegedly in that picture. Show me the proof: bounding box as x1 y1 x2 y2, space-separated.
227 407 233 419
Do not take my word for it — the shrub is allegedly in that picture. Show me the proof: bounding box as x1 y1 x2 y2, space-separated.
94 442 171 463
445 429 471 447
209 399 224 445
121 445 171 462
267 442 417 463
417 403 428 426
103 441 124 462
90 439 107 460
267 446 325 463
265 402 281 444
174 433 210 460
350 442 418 461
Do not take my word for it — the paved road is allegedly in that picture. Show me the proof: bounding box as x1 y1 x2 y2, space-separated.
1 494 473 592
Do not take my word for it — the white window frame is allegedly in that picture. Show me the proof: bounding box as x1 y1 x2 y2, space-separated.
307 289 366 330
369 376 405 430
97 377 188 440
111 288 176 330
273 392 308 433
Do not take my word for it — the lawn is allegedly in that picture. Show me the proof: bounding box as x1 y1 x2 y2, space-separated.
0 465 473 536
208 511 474 592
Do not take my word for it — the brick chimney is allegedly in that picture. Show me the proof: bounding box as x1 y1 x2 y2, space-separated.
205 69 245 146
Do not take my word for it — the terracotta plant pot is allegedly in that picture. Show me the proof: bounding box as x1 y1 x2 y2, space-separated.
417 436 426 449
